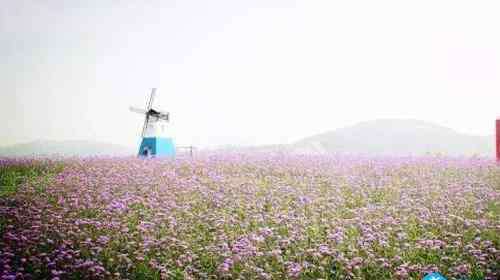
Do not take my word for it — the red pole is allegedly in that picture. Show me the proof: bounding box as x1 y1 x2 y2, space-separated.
496 120 500 161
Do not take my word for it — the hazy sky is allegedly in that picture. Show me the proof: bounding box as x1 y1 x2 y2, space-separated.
2 0 500 148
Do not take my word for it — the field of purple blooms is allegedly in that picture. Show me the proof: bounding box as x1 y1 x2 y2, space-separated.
1 154 499 280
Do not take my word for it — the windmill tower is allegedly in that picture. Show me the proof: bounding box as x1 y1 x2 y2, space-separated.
130 88 175 157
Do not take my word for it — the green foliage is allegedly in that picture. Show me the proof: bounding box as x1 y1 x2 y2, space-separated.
0 161 62 197
0 161 62 238
2 157 499 280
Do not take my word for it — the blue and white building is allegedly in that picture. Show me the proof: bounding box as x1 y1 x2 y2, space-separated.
130 88 175 157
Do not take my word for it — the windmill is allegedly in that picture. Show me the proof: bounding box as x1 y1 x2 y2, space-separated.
130 88 175 157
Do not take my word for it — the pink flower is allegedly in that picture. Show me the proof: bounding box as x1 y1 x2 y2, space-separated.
286 262 302 278
217 258 233 273
454 263 471 275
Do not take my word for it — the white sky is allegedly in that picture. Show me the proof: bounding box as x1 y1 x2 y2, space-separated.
2 0 500 148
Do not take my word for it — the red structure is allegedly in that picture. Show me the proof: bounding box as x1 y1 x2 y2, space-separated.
497 120 500 161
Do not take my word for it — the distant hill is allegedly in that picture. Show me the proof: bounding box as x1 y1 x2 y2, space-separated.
2 120 494 157
294 119 493 156
0 140 135 157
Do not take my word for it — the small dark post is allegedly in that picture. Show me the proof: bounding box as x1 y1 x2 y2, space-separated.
496 120 500 161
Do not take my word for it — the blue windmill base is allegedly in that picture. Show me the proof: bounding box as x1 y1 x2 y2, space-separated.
138 137 176 157
423 272 447 280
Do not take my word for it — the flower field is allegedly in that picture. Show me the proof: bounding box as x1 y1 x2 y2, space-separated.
1 154 499 280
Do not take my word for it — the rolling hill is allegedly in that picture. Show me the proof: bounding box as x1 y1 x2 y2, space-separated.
293 119 493 156
0 140 135 157
1 120 494 157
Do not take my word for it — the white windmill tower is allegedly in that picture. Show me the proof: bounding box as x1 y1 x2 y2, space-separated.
130 88 175 157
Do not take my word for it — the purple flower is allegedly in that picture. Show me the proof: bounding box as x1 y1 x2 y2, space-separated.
286 262 302 278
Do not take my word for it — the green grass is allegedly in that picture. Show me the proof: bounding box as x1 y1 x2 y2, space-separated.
0 162 59 197
0 160 63 237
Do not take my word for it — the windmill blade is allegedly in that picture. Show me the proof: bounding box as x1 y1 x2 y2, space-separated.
159 113 169 121
129 106 147 114
156 110 170 121
161 112 170 121
156 109 169 116
141 115 149 137
146 88 156 110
